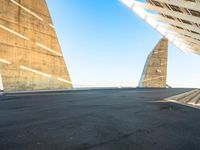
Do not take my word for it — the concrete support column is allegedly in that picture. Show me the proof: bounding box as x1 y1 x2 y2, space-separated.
0 0 72 92
138 38 168 88
0 73 3 91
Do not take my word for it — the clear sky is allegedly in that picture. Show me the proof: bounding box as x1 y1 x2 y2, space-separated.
46 0 200 88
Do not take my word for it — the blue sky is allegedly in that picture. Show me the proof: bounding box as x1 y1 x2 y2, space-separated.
46 0 200 88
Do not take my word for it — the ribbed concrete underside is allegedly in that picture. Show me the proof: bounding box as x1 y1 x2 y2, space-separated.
165 89 200 108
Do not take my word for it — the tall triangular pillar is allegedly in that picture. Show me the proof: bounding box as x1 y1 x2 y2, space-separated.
138 38 168 88
0 0 72 92
0 73 3 91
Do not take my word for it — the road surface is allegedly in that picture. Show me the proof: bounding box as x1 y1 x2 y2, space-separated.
1 88 200 150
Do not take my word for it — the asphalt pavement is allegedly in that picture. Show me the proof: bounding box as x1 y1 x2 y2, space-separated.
1 88 200 150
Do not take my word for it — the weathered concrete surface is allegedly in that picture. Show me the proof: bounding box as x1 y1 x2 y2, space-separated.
1 88 199 150
0 73 3 91
0 0 72 92
139 38 168 88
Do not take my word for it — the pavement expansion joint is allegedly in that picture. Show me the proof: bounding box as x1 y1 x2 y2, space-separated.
165 89 200 109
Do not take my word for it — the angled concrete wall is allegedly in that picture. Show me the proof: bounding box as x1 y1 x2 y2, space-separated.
0 0 72 92
138 38 168 88
0 73 3 91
